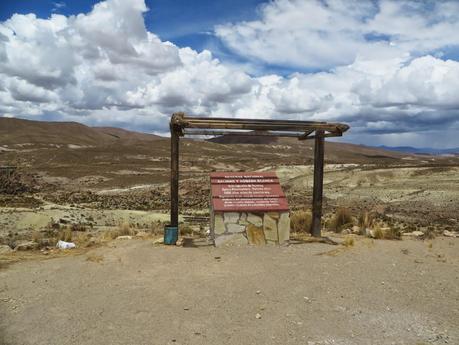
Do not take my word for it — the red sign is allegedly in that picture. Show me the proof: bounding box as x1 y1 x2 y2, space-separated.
211 178 278 184
210 172 277 179
212 184 285 198
212 198 289 212
210 172 289 212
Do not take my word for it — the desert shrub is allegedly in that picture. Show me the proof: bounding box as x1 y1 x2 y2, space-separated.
71 223 87 232
101 222 135 240
383 227 401 240
180 224 193 236
0 170 29 194
372 226 384 239
423 227 436 240
290 209 312 233
358 210 375 230
58 227 73 242
150 221 164 235
369 224 401 240
343 235 354 247
109 222 134 239
330 208 353 232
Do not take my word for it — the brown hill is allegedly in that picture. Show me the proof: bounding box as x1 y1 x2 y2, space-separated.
206 131 411 162
2 118 458 191
207 131 278 145
0 118 160 147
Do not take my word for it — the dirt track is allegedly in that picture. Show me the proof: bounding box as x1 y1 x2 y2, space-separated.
1 237 458 345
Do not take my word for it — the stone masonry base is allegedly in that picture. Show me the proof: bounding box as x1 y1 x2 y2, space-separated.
211 211 290 247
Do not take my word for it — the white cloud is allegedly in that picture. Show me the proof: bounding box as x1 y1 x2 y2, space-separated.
216 0 459 70
0 0 458 148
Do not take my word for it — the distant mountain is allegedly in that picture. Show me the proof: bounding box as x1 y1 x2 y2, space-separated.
207 131 278 145
377 145 459 156
0 118 161 147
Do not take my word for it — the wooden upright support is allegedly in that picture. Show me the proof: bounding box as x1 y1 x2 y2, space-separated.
170 125 180 227
311 130 325 237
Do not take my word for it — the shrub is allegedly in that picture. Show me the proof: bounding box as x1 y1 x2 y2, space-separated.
372 226 384 239
358 210 375 230
58 227 73 242
383 227 401 240
290 209 312 233
103 222 134 240
330 208 353 232
71 223 87 232
150 221 164 235
180 224 193 236
423 227 436 240
343 235 354 247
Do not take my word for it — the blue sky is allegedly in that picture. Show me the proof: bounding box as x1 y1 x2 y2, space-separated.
0 0 272 70
0 0 458 148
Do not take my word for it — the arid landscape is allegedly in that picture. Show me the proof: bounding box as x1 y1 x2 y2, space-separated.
1 117 458 244
0 118 458 344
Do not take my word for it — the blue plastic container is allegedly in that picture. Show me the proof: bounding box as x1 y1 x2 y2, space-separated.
164 225 178 245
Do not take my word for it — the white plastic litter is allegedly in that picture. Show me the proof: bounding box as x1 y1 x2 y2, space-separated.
56 240 76 249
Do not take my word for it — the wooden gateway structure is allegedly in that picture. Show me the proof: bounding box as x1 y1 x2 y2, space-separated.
169 112 349 237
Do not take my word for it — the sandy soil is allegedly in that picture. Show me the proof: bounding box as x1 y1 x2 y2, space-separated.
1 236 458 345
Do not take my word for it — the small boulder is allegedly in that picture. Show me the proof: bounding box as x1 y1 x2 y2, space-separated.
153 237 164 245
402 231 424 238
443 230 458 238
116 235 132 240
351 226 360 234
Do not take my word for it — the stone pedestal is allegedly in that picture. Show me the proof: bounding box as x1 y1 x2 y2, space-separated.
210 172 291 247
211 211 290 246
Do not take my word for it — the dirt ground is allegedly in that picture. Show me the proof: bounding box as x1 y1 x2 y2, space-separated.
1 236 458 345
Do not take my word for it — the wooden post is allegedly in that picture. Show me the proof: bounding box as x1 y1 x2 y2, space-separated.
170 125 180 227
311 130 325 237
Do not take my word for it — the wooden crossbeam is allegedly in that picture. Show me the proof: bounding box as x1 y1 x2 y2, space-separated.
171 113 349 135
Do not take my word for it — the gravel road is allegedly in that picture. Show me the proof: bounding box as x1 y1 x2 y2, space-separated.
1 237 458 345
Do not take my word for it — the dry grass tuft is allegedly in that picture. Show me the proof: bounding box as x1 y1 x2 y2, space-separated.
358 210 375 230
423 227 436 240
330 208 353 232
58 227 73 242
369 224 401 240
342 235 355 247
290 209 312 233
383 227 401 240
372 226 384 239
150 221 164 235
180 224 194 236
103 222 135 240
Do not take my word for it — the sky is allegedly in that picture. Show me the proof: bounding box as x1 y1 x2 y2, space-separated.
0 0 458 148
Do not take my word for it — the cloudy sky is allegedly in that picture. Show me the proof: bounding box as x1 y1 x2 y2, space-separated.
1 0 459 148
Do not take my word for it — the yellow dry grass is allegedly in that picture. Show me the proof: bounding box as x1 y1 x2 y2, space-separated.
330 208 353 232
290 209 312 233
